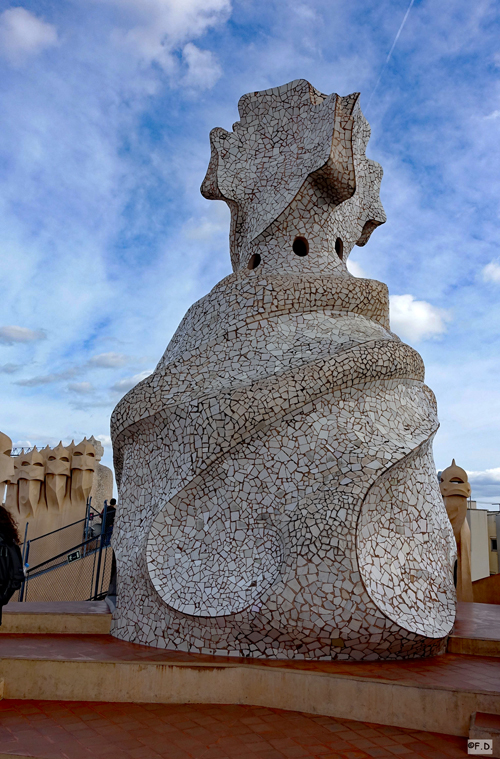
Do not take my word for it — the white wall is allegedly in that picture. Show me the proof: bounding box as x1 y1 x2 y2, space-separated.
466 509 490 581
488 512 499 575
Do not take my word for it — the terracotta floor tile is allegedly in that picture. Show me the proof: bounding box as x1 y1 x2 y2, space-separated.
279 746 312 758
348 738 378 749
386 746 414 756
323 724 348 734
0 701 475 759
356 729 384 738
334 731 363 742
171 737 206 751
390 736 420 746
371 737 400 748
319 740 354 751
301 746 332 756
269 738 303 748
128 748 164 759
364 748 396 757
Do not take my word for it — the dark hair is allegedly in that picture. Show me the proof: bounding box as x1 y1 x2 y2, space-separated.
109 498 117 506
0 505 21 545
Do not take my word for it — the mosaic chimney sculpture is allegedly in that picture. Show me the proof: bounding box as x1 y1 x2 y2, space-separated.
70 438 96 504
4 461 19 514
17 447 45 517
3 433 113 541
44 442 72 512
111 80 456 660
0 431 14 505
439 460 473 602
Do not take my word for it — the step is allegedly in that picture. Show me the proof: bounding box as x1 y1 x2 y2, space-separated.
447 601 500 657
0 632 499 738
0 601 111 635
3 599 498 654
470 712 500 758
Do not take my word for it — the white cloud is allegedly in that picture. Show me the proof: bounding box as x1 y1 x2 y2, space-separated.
482 260 500 284
68 381 94 395
389 294 450 342
96 434 112 448
0 325 47 345
0 7 57 66
14 353 132 388
181 43 222 89
469 467 500 482
184 203 230 240
16 369 78 387
1 0 499 500
87 352 129 368
484 110 500 121
111 369 153 393
101 0 230 80
467 467 500 503
346 259 368 278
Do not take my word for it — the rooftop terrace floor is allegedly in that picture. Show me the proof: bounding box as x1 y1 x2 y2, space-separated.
0 699 470 759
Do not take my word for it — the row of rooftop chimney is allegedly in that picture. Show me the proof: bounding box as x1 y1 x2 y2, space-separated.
1 432 103 518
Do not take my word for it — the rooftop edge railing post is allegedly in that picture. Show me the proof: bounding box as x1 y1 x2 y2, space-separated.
84 497 89 540
19 538 30 602
93 500 107 600
21 522 29 565
84 496 93 553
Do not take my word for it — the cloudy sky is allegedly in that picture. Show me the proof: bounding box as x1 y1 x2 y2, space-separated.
1 0 499 506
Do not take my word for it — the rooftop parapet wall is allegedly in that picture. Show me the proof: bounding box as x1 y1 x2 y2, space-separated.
110 80 456 661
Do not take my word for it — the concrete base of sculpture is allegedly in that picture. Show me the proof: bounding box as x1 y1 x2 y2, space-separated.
2 603 498 738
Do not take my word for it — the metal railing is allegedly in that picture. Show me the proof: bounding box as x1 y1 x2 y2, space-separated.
10 446 42 457
21 498 101 571
17 501 113 603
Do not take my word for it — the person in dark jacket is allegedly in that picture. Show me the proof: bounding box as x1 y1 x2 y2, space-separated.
103 498 116 530
0 505 23 625
101 498 116 547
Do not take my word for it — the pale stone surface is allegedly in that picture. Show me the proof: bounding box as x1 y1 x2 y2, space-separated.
0 431 14 502
2 434 114 542
110 80 456 660
440 460 473 603
88 436 114 514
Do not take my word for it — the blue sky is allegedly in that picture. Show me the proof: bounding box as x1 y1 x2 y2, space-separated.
0 0 499 506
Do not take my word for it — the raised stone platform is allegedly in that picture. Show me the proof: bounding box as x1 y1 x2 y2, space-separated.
0 601 111 635
0 601 498 739
0 632 498 738
448 602 500 657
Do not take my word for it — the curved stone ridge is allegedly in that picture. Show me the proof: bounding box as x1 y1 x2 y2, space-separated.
357 438 456 638
148 514 284 617
110 80 456 660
